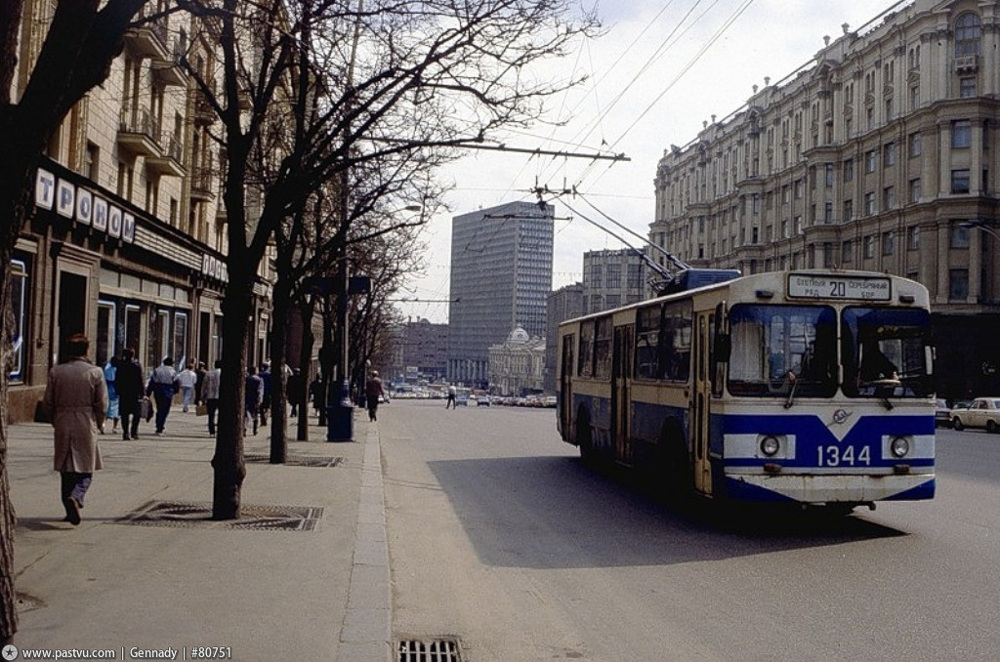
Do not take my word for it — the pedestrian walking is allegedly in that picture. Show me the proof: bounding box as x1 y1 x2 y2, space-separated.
103 358 120 434
115 348 143 440
202 359 222 436
365 370 385 422
176 362 198 412
43 333 108 525
146 357 178 436
194 361 207 405
310 375 324 419
446 383 457 409
258 362 272 426
245 366 264 435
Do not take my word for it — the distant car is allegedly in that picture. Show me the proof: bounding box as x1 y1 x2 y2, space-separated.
476 396 490 406
455 394 469 406
935 399 952 427
950 396 1000 432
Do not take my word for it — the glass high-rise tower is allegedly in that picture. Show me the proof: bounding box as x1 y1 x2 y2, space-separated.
447 201 554 386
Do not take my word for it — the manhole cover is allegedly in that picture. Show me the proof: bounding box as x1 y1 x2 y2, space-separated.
116 500 323 531
15 592 45 614
397 638 462 662
244 453 343 468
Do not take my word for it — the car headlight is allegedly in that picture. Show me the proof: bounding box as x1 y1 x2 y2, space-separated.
760 435 781 457
890 436 910 458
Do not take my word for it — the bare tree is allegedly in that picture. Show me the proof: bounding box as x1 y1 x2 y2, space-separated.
180 0 599 519
0 0 159 642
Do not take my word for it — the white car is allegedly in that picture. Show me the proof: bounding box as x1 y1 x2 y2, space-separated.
950 396 1000 433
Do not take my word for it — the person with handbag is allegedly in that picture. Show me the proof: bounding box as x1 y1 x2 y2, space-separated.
146 356 178 436
115 348 144 440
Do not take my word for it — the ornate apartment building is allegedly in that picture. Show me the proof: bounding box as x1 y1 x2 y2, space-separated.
8 3 274 421
650 0 1000 398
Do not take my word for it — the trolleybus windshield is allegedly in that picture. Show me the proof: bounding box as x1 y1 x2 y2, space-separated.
842 307 933 398
727 304 838 397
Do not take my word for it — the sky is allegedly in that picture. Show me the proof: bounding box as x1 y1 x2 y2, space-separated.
394 0 908 324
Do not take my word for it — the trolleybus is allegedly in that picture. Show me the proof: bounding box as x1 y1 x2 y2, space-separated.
556 269 935 510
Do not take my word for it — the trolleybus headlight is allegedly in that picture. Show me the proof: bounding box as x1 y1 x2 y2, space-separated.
890 436 910 458
760 435 781 457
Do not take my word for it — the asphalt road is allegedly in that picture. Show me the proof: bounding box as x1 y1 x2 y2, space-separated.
380 400 1000 662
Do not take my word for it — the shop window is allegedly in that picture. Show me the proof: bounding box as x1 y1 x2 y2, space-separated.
8 260 28 382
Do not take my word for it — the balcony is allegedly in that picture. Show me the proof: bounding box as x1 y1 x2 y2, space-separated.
145 133 185 177
124 14 169 60
194 95 217 126
118 108 161 157
190 167 215 201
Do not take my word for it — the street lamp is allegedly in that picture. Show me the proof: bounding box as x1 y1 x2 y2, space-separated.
960 219 1000 241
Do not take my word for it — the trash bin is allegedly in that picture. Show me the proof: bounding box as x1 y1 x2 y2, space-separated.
327 380 353 441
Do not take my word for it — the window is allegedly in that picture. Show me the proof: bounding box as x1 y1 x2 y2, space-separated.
606 264 621 289
949 269 969 300
955 13 981 58
884 142 896 166
626 264 642 289
864 192 876 216
950 222 970 248
173 312 188 369
842 240 853 263
908 132 921 157
825 163 834 188
823 242 834 267
865 150 877 173
960 77 977 98
96 301 116 368
593 317 613 380
882 231 895 256
795 216 803 235
844 199 853 221
910 85 919 111
864 235 875 258
589 264 602 288
952 169 971 194
909 178 921 203
8 259 28 382
635 301 692 382
883 186 896 210
907 225 920 251
841 307 933 398
844 158 854 182
824 201 833 224
953 120 972 148
578 320 594 376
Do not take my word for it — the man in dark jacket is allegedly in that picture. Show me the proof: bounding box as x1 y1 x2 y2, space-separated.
115 348 144 440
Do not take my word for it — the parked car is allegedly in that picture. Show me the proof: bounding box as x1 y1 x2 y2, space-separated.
950 396 1000 432
935 399 952 427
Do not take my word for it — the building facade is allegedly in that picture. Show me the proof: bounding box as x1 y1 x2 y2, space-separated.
650 0 1000 399
447 201 554 386
7 4 274 421
581 248 649 314
388 318 449 383
488 327 546 396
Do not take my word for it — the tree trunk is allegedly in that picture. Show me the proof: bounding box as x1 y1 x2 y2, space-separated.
211 286 251 520
296 297 316 442
0 242 18 642
268 277 292 463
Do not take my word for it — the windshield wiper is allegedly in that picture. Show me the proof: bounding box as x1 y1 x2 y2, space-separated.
783 372 800 409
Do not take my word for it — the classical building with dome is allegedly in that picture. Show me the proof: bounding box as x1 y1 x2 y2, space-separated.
488 327 546 396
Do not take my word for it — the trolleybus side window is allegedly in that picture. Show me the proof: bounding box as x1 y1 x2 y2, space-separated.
635 304 661 379
728 304 838 397
594 316 613 380
841 307 933 398
578 320 595 377
634 301 691 381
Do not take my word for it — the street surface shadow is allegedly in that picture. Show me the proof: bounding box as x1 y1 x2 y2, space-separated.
426 455 905 569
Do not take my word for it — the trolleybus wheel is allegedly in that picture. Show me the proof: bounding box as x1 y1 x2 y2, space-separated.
952 417 964 431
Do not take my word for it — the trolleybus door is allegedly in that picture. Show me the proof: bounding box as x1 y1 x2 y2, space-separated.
559 333 574 438
612 325 634 466
693 313 712 494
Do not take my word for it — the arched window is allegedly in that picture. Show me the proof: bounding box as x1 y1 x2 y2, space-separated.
955 12 981 57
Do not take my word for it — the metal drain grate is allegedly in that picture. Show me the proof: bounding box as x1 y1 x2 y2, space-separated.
116 500 323 531
397 638 461 662
244 453 343 468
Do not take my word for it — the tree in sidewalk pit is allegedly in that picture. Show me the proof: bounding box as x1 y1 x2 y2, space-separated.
270 152 443 458
0 0 160 643
178 0 599 520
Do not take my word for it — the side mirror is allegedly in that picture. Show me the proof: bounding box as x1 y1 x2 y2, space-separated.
925 345 935 376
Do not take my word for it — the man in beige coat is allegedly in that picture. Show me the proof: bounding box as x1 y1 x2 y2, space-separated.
43 333 108 525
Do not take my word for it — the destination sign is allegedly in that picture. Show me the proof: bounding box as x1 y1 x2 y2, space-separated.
787 273 891 301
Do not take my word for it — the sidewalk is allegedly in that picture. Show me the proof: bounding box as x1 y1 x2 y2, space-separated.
6 405 391 662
